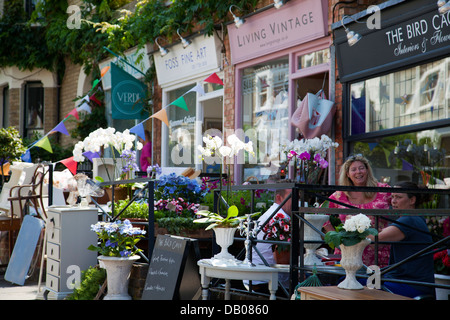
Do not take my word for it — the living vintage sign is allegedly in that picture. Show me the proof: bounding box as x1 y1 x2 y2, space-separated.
335 3 450 82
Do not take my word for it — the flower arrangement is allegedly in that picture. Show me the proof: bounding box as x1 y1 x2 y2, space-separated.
88 219 146 257
433 249 450 275
146 163 162 178
155 198 200 216
73 127 142 182
282 134 339 184
324 213 378 249
263 212 291 253
155 173 206 204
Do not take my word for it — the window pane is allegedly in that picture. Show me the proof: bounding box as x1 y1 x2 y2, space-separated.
242 57 289 181
166 84 196 167
25 82 44 139
350 57 450 134
349 126 450 199
298 48 330 69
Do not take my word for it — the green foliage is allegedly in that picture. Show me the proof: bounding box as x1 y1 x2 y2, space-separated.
0 127 26 165
113 199 149 219
324 227 378 249
66 266 106 300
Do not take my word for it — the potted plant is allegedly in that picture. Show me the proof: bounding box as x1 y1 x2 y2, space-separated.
262 212 291 264
194 205 246 261
324 213 378 290
88 219 146 300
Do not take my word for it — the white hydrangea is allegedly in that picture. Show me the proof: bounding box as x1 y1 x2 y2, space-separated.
343 213 372 233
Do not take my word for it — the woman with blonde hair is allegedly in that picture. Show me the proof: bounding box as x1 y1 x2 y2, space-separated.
324 154 392 267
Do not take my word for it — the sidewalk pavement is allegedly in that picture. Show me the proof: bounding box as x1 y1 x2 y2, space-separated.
0 275 40 300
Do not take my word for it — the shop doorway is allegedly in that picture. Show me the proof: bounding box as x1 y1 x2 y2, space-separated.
200 96 223 174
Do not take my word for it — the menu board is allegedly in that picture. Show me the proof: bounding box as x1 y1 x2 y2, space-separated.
142 234 200 300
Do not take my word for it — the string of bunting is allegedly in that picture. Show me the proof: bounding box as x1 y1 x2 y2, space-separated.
20 68 223 176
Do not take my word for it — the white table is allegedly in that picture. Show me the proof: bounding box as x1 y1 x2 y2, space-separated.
197 259 279 300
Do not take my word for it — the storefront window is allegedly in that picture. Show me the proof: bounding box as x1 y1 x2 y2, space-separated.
242 57 289 181
298 48 330 70
350 57 450 135
166 84 196 167
349 127 450 188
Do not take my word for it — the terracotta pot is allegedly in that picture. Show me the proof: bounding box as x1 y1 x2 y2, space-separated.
273 248 290 264
105 187 130 202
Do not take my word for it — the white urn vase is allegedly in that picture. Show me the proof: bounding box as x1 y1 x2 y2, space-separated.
338 238 370 290
303 214 329 265
213 227 237 261
98 255 140 300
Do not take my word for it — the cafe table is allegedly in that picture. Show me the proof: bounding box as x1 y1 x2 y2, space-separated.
298 285 414 300
197 259 279 300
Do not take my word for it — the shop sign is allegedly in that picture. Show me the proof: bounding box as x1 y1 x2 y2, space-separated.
227 0 328 64
153 34 222 87
335 8 450 82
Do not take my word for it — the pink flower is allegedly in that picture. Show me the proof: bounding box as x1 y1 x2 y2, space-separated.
299 152 310 161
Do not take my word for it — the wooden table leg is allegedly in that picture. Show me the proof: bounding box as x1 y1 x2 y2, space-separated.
225 279 231 300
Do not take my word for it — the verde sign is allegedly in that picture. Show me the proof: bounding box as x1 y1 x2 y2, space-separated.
111 63 148 119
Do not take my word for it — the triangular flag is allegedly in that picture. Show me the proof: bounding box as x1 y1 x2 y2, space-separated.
402 159 414 171
101 66 110 78
60 156 77 175
368 142 378 151
21 149 32 163
34 136 53 153
52 121 69 136
89 94 101 106
204 73 224 86
187 83 205 96
170 96 188 111
77 102 92 114
91 79 100 91
66 108 79 120
130 122 146 140
82 151 100 162
150 108 169 127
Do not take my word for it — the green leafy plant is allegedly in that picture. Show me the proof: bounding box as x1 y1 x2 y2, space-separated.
0 127 27 184
66 266 106 300
113 199 149 220
194 205 248 230
324 213 378 249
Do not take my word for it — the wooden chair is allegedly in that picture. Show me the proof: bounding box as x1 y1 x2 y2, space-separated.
1 164 49 262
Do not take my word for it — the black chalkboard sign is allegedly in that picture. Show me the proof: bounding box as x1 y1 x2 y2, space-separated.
142 234 200 300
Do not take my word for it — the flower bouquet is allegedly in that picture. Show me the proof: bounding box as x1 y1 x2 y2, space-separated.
73 127 142 182
434 249 450 275
88 219 146 257
263 212 291 254
324 213 378 249
282 134 338 184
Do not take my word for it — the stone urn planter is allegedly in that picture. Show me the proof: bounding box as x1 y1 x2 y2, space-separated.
98 255 140 300
303 214 329 265
338 239 371 290
213 227 237 261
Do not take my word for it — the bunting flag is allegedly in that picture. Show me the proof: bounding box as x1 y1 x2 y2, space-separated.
82 151 100 162
89 94 102 106
52 121 69 136
187 83 205 96
170 96 188 111
101 65 110 78
204 73 224 86
21 149 32 163
91 79 101 92
77 102 92 114
130 122 146 140
402 159 414 171
34 136 53 153
60 156 78 175
368 142 378 151
66 108 80 120
150 108 169 127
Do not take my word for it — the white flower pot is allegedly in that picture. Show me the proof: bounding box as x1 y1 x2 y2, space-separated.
303 214 329 266
435 273 450 300
213 227 237 261
338 239 371 290
98 255 140 300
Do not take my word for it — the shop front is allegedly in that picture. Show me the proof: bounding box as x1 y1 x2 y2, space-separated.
152 33 224 176
227 0 332 184
334 0 450 187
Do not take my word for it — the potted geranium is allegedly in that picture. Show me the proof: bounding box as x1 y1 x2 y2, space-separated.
262 212 291 264
324 214 378 290
88 219 146 300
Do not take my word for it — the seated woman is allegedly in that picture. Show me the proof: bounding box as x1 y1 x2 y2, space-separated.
324 154 391 267
368 181 435 298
